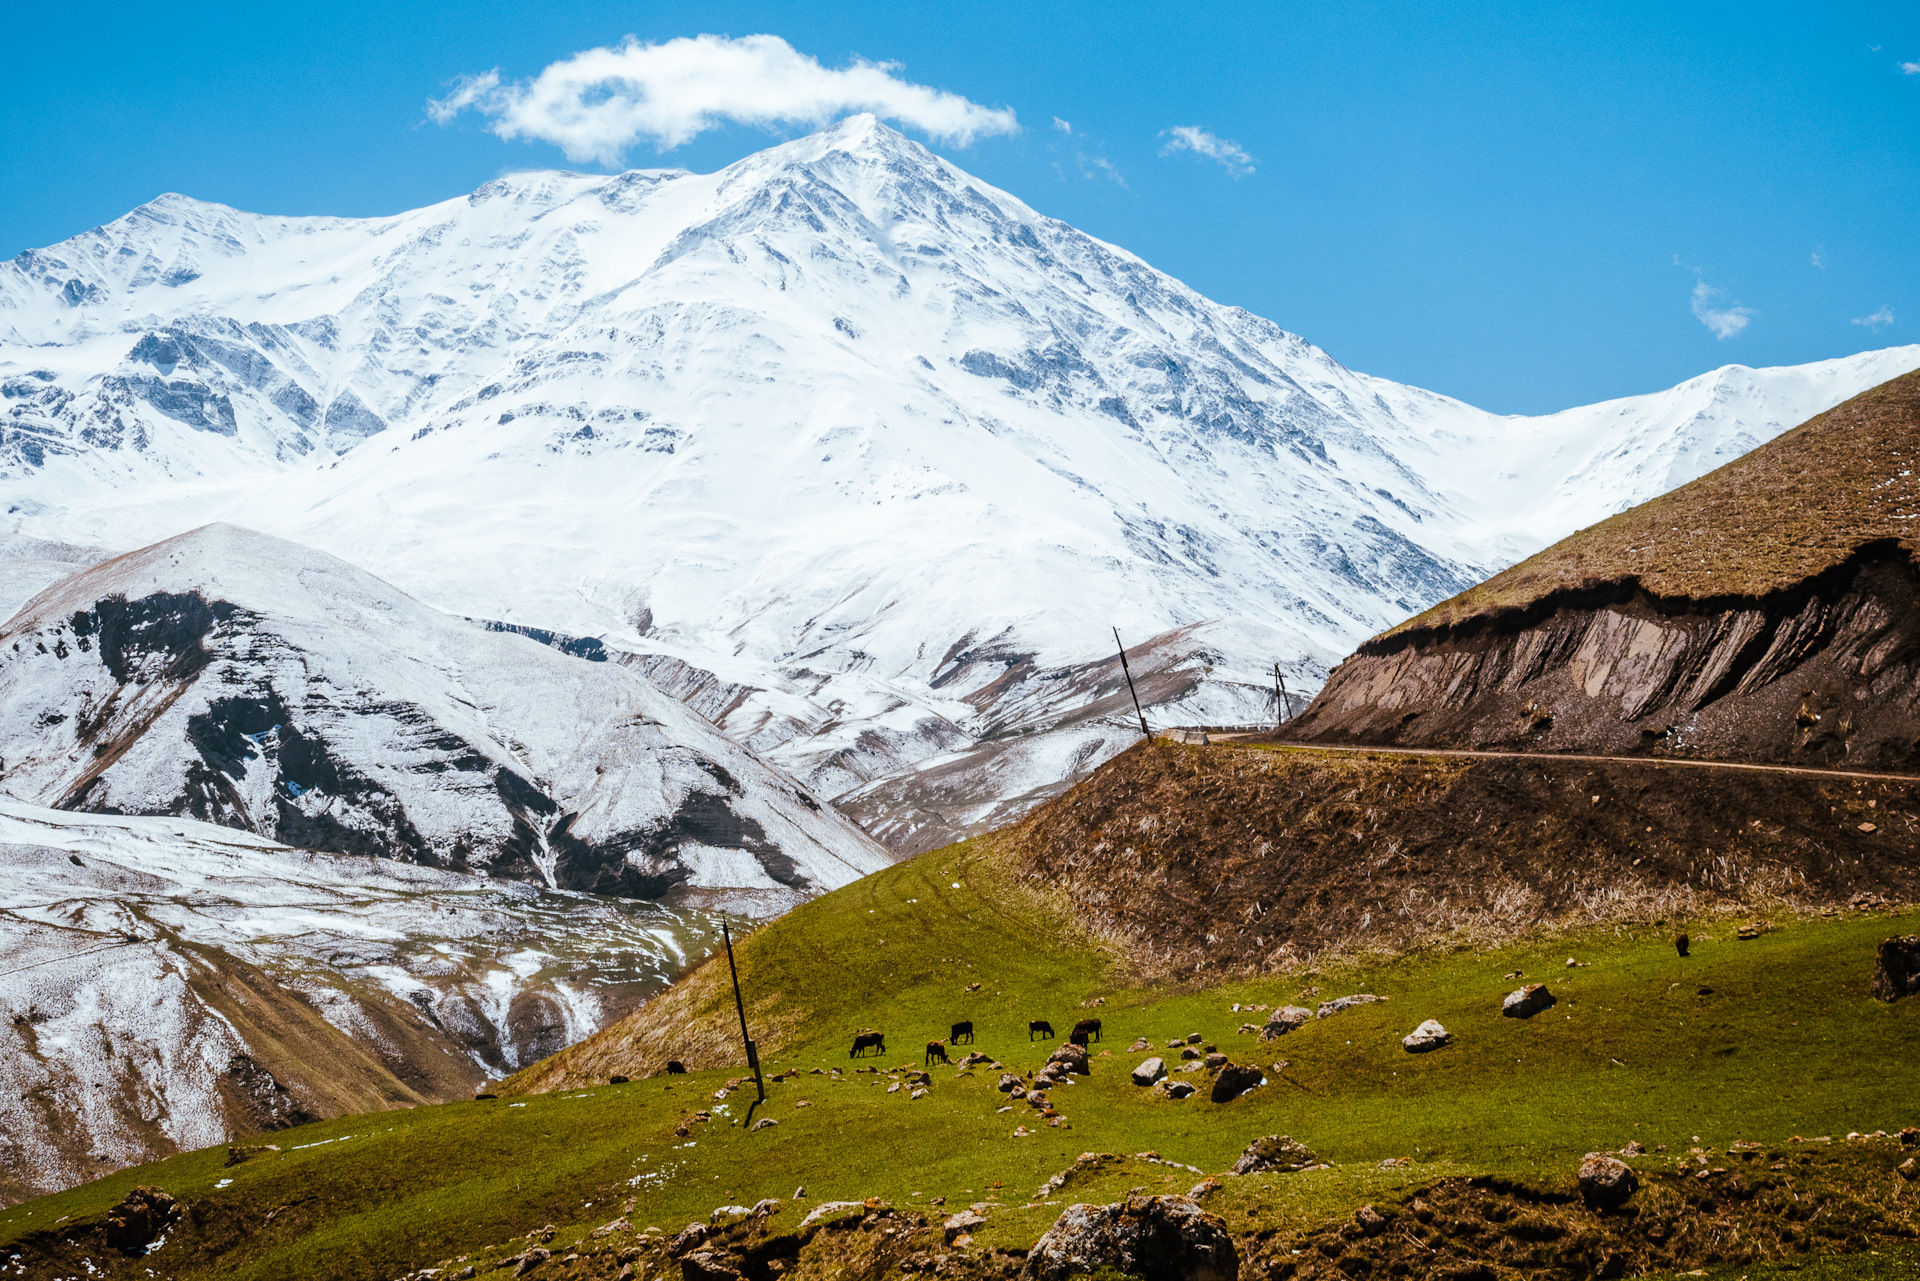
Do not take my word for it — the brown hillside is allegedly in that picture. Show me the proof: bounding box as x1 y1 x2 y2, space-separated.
1390 367 1920 639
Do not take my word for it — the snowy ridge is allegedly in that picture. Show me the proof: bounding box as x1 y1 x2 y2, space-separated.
0 797 726 1204
3 116 1916 841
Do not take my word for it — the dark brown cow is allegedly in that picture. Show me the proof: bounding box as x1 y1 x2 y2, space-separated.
925 1040 950 1066
850 1031 886 1059
665 1061 687 1074
950 1020 974 1045
1069 1029 1089 1047
1071 1018 1102 1042
1029 1020 1055 1040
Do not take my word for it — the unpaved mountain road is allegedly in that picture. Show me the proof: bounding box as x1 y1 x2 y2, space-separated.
1206 735 1920 786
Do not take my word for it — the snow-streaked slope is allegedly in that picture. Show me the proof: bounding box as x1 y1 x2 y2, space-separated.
0 796 725 1204
0 523 891 903
4 115 1915 836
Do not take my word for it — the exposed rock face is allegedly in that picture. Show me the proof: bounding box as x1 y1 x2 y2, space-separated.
1291 373 1920 772
1579 1153 1638 1209
104 1186 177 1254
1231 1135 1321 1175
1502 984 1557 1018
1024 1195 1238 1281
1872 936 1920 1002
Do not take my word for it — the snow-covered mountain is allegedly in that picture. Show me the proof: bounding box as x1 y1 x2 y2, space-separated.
0 796 724 1204
4 115 1916 847
0 523 890 903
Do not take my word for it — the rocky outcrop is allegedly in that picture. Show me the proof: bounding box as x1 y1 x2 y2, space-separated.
1024 1195 1237 1281
1578 1153 1638 1209
1231 1135 1321 1175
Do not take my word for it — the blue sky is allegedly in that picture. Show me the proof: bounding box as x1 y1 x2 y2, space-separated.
4 0 1915 413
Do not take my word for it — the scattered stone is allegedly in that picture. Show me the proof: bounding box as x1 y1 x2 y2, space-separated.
710 1205 752 1222
679 1252 739 1281
798 1202 867 1232
1210 1063 1263 1103
1129 1038 1152 1052
1132 1057 1168 1086
1023 1194 1237 1281
224 1144 280 1167
1180 1047 1201 1061
1620 1141 1646 1157
1203 1052 1228 1071
1233 1135 1321 1175
513 1248 552 1277
1872 936 1920 1002
592 1217 633 1238
1377 1157 1410 1169
967 982 982 992
1402 1019 1450 1052
750 1118 778 1131
105 1186 178 1254
945 1210 989 1242
998 1073 1025 1092
1355 1204 1387 1236
1565 957 1588 968
794 1100 811 1109
1900 1159 1917 1181
1578 1153 1638 1209
1163 1081 1195 1100
1859 822 1878 833
1316 994 1384 1018
1014 1125 1033 1137
1260 1007 1313 1039
1186 1032 1204 1045
1501 984 1556 1019
1048 1043 1091 1075
1737 923 1767 940
910 1088 930 1100
668 1222 708 1255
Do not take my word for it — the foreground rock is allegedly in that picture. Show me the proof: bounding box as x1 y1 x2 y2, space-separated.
1231 1135 1321 1175
1132 1057 1168 1086
1402 1019 1451 1052
1048 1043 1091 1076
1502 983 1556 1018
1579 1153 1638 1209
1260 1006 1313 1039
1873 936 1920 1002
1024 1195 1238 1281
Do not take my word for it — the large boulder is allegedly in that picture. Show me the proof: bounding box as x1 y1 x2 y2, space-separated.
1231 1135 1320 1175
1261 1006 1314 1039
105 1186 178 1255
1024 1195 1238 1281
1210 1063 1264 1103
1502 983 1556 1018
1048 1043 1091 1076
1402 1019 1451 1053
1578 1153 1637 1209
1872 936 1920 1002
1132 1057 1169 1086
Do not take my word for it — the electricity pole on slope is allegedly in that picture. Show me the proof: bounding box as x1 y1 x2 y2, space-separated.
722 920 767 1126
1113 627 1152 740
1273 663 1290 730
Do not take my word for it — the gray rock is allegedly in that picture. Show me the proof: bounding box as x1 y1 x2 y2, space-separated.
1501 983 1556 1018
1578 1153 1637 1209
1317 994 1385 1018
1024 1195 1238 1281
1401 1019 1450 1053
998 1072 1025 1093
1203 1052 1228 1071
1180 1047 1201 1061
944 1210 988 1243
1873 936 1920 1002
1260 1006 1313 1039
1232 1135 1320 1175
1163 1080 1195 1100
1048 1043 1091 1075
1132 1057 1168 1086
1209 1064 1263 1103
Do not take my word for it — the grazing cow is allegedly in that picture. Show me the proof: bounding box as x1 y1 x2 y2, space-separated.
1029 1020 1055 1041
950 1020 974 1045
925 1040 950 1066
850 1031 886 1059
665 1061 687 1075
1069 1029 1089 1048
1072 1018 1102 1042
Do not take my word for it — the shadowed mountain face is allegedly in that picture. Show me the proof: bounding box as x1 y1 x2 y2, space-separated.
1290 371 1920 770
3 119 1916 846
0 524 892 906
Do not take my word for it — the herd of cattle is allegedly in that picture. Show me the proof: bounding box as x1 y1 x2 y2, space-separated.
848 1018 1105 1065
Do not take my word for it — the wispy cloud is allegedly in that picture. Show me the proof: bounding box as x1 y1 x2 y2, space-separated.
429 34 1018 165
1811 247 1826 269
1853 306 1896 330
1159 126 1255 177
1902 60 1920 74
1052 117 1074 135
1690 278 1753 339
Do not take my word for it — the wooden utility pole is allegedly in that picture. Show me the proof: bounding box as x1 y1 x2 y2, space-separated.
1273 663 1290 729
1113 628 1151 739
722 920 767 1125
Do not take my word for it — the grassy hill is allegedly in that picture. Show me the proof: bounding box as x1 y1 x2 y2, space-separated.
5 743 1918 1280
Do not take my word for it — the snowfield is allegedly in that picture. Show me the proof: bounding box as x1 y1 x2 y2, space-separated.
2 114 1914 844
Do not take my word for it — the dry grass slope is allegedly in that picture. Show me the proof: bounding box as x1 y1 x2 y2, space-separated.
1389 368 1920 640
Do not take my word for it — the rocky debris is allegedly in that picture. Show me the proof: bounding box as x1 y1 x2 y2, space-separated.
958 1051 994 1067
1129 1038 1152 1052
1872 936 1920 1001
944 1210 988 1243
513 1247 552 1277
592 1217 633 1238
1621 1141 1646 1157
224 1143 280 1167
798 1202 868 1232
997 1073 1025 1093
1317 994 1384 1018
1232 1135 1321 1175
105 1186 178 1254
1037 1151 1124 1198
668 1223 708 1254
1209 1063 1263 1103
750 1118 778 1130
1023 1194 1238 1281
1179 1047 1202 1061
1132 1057 1168 1086
1188 1177 1222 1199
1186 1032 1204 1045
679 1251 739 1281
1354 1204 1388 1236
1579 1153 1638 1209
1502 983 1556 1018
1737 922 1768 940
709 1206 753 1223
1402 1019 1451 1052
1260 1007 1313 1039
1047 1043 1091 1075
910 1088 930 1100
1203 1052 1228 1071
1160 1081 1196 1100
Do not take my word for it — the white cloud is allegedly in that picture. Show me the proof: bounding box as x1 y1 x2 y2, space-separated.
1052 117 1074 135
1159 125 1255 177
1902 60 1920 74
1853 306 1896 330
429 34 1018 165
1690 279 1754 339
1811 248 1825 269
